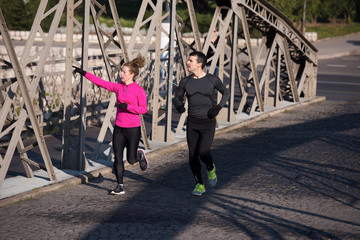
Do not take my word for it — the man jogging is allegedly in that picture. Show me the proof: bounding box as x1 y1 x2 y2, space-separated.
173 51 230 196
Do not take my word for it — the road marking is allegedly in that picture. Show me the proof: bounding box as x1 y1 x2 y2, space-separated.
318 80 360 86
318 90 360 95
327 64 346 68
342 57 360 61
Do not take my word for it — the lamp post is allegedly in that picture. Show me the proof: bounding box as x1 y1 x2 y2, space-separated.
302 0 307 34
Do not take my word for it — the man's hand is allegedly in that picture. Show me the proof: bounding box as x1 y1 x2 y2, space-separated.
172 98 186 113
176 105 186 113
207 105 221 119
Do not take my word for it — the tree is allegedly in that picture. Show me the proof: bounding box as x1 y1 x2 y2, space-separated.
0 0 29 30
194 0 210 14
340 0 357 23
321 0 359 23
268 0 303 22
306 0 321 23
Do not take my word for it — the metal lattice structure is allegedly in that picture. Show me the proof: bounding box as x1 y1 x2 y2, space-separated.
0 0 317 189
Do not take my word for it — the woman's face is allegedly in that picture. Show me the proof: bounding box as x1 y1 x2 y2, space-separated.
120 66 134 84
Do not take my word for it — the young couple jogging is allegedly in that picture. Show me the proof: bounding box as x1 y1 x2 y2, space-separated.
74 51 229 196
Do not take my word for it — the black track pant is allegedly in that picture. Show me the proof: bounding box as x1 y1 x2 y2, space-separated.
113 125 141 184
186 117 216 184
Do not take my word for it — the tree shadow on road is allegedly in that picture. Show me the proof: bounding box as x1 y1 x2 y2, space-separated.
81 110 360 239
348 40 360 46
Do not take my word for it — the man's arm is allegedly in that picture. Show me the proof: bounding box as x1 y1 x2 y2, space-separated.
173 77 188 113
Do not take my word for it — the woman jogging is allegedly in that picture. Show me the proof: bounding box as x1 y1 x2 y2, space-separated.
73 55 148 195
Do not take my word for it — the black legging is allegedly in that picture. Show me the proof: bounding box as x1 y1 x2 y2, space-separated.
113 125 141 184
186 117 216 184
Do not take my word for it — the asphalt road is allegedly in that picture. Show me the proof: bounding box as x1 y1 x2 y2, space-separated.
0 55 359 239
317 54 360 101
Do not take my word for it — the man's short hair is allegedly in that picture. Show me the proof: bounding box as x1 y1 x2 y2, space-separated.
190 51 207 69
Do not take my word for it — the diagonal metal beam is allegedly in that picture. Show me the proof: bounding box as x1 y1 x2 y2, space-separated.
0 9 56 188
233 0 317 65
278 37 300 102
233 5 264 112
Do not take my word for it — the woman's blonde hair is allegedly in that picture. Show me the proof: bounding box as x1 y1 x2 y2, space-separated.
123 54 145 80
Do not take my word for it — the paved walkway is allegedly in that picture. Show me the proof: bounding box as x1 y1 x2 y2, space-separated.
314 32 360 59
0 96 359 239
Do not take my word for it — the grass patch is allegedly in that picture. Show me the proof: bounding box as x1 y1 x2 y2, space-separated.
119 18 137 28
282 110 292 114
306 22 360 39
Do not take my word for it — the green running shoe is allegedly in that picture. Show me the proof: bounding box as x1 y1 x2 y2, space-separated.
192 183 206 196
207 164 217 187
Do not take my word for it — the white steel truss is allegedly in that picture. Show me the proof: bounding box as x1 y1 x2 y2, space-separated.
0 0 317 189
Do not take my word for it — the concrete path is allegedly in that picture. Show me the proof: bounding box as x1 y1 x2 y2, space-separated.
314 32 360 59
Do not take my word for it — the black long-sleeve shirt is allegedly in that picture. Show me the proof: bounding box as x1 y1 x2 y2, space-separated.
175 73 230 120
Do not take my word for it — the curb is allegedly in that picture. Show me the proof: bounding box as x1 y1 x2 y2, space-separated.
318 49 360 60
0 167 113 208
0 96 326 208
215 96 326 136
314 31 360 43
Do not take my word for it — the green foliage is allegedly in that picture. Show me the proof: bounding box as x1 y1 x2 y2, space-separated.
174 1 216 34
96 0 142 26
69 0 140 28
119 18 136 28
0 0 61 31
268 0 303 22
304 0 321 23
1 0 359 35
268 0 360 24
0 0 29 30
337 0 357 23
196 12 216 33
307 22 360 39
318 0 357 22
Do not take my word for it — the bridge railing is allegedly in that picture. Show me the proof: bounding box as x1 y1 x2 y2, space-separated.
0 0 317 189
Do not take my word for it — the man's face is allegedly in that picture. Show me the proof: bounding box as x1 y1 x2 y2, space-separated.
186 55 201 73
